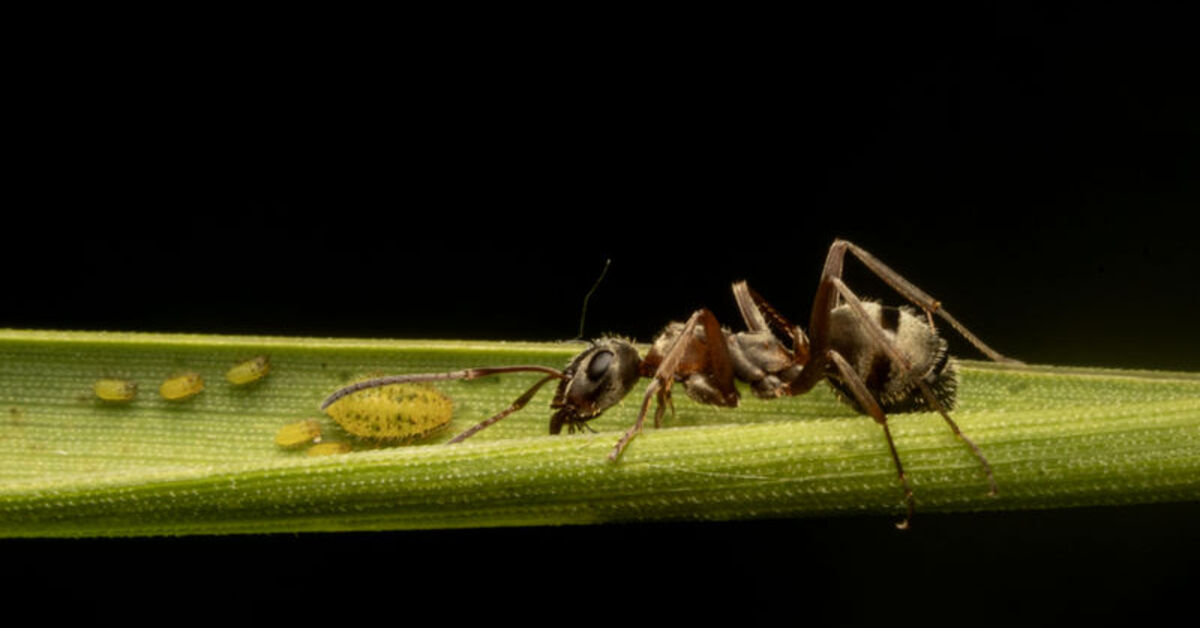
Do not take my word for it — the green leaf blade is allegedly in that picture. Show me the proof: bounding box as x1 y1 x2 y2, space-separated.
1 329 1198 537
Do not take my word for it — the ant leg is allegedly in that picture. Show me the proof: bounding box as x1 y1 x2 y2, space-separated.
827 350 915 529
653 388 674 429
319 365 564 410
448 374 561 443
915 379 998 496
610 308 737 461
823 239 1021 364
610 377 667 461
733 280 773 332
610 311 700 461
732 281 809 363
828 276 998 496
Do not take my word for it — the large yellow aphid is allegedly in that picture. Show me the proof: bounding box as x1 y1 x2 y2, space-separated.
93 378 138 402
226 355 271 385
323 382 453 442
274 419 322 449
159 372 205 401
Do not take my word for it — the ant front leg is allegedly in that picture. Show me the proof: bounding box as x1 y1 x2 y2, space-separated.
609 308 738 462
448 374 562 443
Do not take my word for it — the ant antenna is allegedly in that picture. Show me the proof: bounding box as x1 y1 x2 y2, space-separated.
573 258 612 341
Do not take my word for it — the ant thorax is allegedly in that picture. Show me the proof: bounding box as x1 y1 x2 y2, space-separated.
646 321 799 402
642 322 733 406
825 301 957 413
727 330 800 399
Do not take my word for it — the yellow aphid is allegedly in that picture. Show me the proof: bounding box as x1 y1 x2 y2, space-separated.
307 442 352 456
324 383 453 442
275 419 323 449
226 355 271 385
159 372 205 401
93 378 138 402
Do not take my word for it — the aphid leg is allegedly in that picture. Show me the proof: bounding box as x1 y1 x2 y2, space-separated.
449 374 562 443
610 309 717 461
827 350 915 529
319 365 564 411
825 239 1021 364
829 276 997 496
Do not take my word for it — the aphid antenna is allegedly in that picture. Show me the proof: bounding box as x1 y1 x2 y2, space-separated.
319 366 565 411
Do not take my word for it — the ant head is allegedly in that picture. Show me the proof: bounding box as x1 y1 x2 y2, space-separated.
549 337 641 434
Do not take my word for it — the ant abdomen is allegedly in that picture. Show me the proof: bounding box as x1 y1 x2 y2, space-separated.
825 302 957 413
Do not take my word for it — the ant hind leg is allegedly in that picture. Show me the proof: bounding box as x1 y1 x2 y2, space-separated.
823 239 1021 364
827 350 915 529
828 276 998 496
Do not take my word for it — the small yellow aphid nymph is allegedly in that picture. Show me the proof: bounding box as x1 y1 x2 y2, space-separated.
275 419 323 449
226 355 271 385
306 442 352 456
159 372 205 401
93 378 138 402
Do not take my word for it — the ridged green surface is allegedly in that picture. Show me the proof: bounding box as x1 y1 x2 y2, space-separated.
0 329 1197 537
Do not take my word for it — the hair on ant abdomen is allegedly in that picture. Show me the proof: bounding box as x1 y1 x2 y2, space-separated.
824 302 958 414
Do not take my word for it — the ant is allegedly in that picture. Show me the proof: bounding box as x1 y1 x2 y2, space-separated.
320 239 1019 527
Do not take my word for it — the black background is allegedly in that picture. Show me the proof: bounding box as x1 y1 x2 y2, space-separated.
4 5 1198 624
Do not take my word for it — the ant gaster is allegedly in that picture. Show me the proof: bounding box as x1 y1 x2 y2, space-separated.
320 239 1020 528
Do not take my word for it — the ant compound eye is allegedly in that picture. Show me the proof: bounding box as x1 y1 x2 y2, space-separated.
586 350 614 381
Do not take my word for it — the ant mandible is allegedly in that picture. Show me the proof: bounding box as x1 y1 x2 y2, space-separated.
320 239 1019 528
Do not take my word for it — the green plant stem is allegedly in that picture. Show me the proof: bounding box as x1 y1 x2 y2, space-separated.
0 329 1197 537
